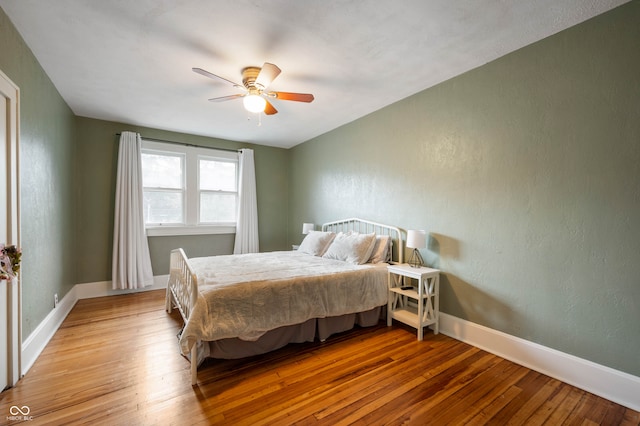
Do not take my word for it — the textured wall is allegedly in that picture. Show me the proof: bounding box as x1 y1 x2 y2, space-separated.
289 3 640 376
75 117 290 282
0 8 77 338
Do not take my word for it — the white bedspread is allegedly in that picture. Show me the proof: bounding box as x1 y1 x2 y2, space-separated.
179 251 388 355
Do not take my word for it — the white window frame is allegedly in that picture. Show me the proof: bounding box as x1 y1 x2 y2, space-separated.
141 140 238 236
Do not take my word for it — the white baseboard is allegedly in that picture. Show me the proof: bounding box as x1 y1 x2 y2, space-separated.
439 312 640 412
21 286 78 375
21 275 168 377
74 275 168 299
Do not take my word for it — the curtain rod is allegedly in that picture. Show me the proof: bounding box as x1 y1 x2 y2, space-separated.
115 133 241 153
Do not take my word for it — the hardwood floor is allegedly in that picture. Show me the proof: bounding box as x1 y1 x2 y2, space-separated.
1 290 638 425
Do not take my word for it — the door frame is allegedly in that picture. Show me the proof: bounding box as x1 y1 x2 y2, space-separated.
1 68 21 389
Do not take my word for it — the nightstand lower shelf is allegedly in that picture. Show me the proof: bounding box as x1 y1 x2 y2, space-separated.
389 306 436 329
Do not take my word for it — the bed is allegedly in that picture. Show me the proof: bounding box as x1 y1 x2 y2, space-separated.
165 218 404 385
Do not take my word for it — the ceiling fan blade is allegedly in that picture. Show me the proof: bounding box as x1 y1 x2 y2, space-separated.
270 91 315 103
208 94 245 102
193 67 242 87
255 62 281 89
264 99 278 115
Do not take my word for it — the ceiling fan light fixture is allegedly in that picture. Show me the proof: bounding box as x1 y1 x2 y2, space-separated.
194 62 312 117
243 94 267 113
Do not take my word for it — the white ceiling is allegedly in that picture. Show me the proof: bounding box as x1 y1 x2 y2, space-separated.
0 0 628 148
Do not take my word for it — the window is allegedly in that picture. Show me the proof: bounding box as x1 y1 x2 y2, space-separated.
141 151 184 224
199 158 237 223
141 140 238 236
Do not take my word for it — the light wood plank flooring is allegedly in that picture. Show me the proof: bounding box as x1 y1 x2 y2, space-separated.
1 290 638 425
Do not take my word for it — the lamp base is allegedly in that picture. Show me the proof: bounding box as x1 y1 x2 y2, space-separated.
408 249 424 268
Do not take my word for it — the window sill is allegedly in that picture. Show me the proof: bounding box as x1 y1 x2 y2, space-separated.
146 225 236 237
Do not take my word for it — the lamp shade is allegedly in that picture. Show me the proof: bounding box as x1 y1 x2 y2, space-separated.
302 223 315 234
406 230 426 249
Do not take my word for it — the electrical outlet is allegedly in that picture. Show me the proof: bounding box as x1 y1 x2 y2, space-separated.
54 293 59 308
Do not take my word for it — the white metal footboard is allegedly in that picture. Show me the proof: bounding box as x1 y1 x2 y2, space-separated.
165 248 199 385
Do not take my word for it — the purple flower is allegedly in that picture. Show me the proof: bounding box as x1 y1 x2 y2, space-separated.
0 244 21 280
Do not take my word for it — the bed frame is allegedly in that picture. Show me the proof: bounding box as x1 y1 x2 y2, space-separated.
322 218 403 264
165 218 404 385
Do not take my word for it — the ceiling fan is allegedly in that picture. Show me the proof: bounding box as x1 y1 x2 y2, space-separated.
192 62 314 115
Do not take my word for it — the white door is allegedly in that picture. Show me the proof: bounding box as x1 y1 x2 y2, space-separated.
0 80 6 390
0 69 20 391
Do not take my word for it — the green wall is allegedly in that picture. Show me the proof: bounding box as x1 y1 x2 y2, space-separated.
0 8 77 338
75 117 290 281
289 2 640 376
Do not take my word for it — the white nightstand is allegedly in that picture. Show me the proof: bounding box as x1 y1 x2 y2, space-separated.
387 263 440 340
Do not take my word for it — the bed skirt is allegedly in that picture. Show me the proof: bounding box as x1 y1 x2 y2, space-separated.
200 306 384 362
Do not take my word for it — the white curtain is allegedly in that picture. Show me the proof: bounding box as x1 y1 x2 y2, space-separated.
233 148 259 254
112 131 154 289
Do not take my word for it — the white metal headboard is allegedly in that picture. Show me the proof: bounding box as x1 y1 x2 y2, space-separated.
322 218 404 263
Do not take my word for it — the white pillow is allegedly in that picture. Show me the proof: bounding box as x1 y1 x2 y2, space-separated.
322 232 377 265
368 235 391 264
298 231 336 256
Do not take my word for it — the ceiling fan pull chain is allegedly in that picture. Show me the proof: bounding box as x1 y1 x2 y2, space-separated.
246 112 262 127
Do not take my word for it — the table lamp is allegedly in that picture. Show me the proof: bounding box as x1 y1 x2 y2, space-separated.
406 230 426 268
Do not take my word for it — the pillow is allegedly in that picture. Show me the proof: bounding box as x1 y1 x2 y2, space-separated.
298 231 336 256
322 232 377 265
368 235 391 264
